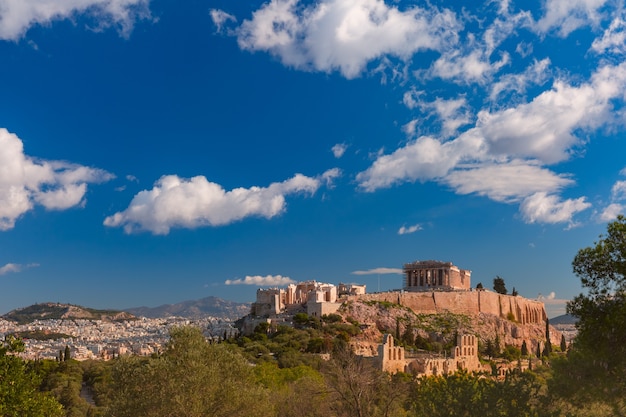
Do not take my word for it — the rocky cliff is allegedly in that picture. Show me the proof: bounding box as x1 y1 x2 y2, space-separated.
341 290 559 357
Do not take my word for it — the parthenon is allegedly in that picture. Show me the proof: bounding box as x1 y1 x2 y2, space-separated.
403 260 471 291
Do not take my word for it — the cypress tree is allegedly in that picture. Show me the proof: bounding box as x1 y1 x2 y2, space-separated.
543 319 552 356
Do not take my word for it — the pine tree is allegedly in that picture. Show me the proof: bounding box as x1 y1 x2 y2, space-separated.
521 340 528 357
64 345 71 361
493 276 507 294
560 334 567 352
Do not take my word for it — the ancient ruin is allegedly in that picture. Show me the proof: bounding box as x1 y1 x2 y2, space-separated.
376 333 486 375
251 281 365 318
404 260 471 291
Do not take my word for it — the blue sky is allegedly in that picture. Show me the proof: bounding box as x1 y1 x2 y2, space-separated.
1 0 626 318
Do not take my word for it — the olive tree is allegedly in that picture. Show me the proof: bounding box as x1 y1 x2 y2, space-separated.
105 326 272 417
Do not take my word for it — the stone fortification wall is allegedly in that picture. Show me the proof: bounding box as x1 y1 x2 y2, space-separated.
348 290 546 324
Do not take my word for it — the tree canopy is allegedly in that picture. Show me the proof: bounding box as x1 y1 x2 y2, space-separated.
561 215 626 410
493 276 507 294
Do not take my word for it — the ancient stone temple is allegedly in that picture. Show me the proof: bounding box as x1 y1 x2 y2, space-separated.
376 333 485 376
403 260 471 291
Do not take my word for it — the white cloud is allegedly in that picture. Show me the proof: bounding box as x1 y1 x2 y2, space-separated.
210 9 236 33
598 177 626 221
519 192 590 224
356 135 481 191
104 171 329 234
515 41 533 57
428 49 510 84
0 129 113 231
591 13 626 55
356 62 626 224
331 143 348 158
490 58 551 102
0 0 152 41
599 203 624 221
445 161 574 203
236 0 461 78
534 0 608 37
398 224 421 234
0 262 39 276
225 274 295 286
402 88 423 109
537 291 569 317
320 167 341 187
422 97 472 137
537 291 556 300
611 180 626 200
351 267 403 275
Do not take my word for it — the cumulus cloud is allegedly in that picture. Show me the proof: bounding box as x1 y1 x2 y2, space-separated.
0 0 152 41
398 224 422 235
225 274 295 286
357 62 626 224
210 9 236 33
428 49 510 84
351 267 403 275
599 203 624 221
356 135 478 191
236 0 461 78
104 170 334 234
533 0 608 37
519 192 590 224
0 129 113 231
331 143 348 158
537 291 569 317
599 177 626 221
0 262 39 276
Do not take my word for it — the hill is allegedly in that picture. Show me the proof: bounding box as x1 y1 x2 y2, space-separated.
126 296 250 320
2 302 135 324
550 313 577 325
339 298 562 357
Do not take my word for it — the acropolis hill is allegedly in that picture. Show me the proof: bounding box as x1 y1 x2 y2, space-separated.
247 260 558 353
348 288 546 325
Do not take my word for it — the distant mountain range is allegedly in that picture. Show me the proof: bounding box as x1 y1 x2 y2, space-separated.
1 297 251 324
125 296 250 321
550 314 577 325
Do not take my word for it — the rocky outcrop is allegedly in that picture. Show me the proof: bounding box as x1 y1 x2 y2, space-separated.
341 292 559 356
347 290 546 324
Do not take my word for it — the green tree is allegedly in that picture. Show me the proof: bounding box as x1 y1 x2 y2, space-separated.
409 371 544 417
493 276 507 294
476 282 484 290
542 319 552 356
64 345 71 361
104 326 272 417
551 215 626 411
559 334 566 352
521 340 529 357
0 336 64 417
